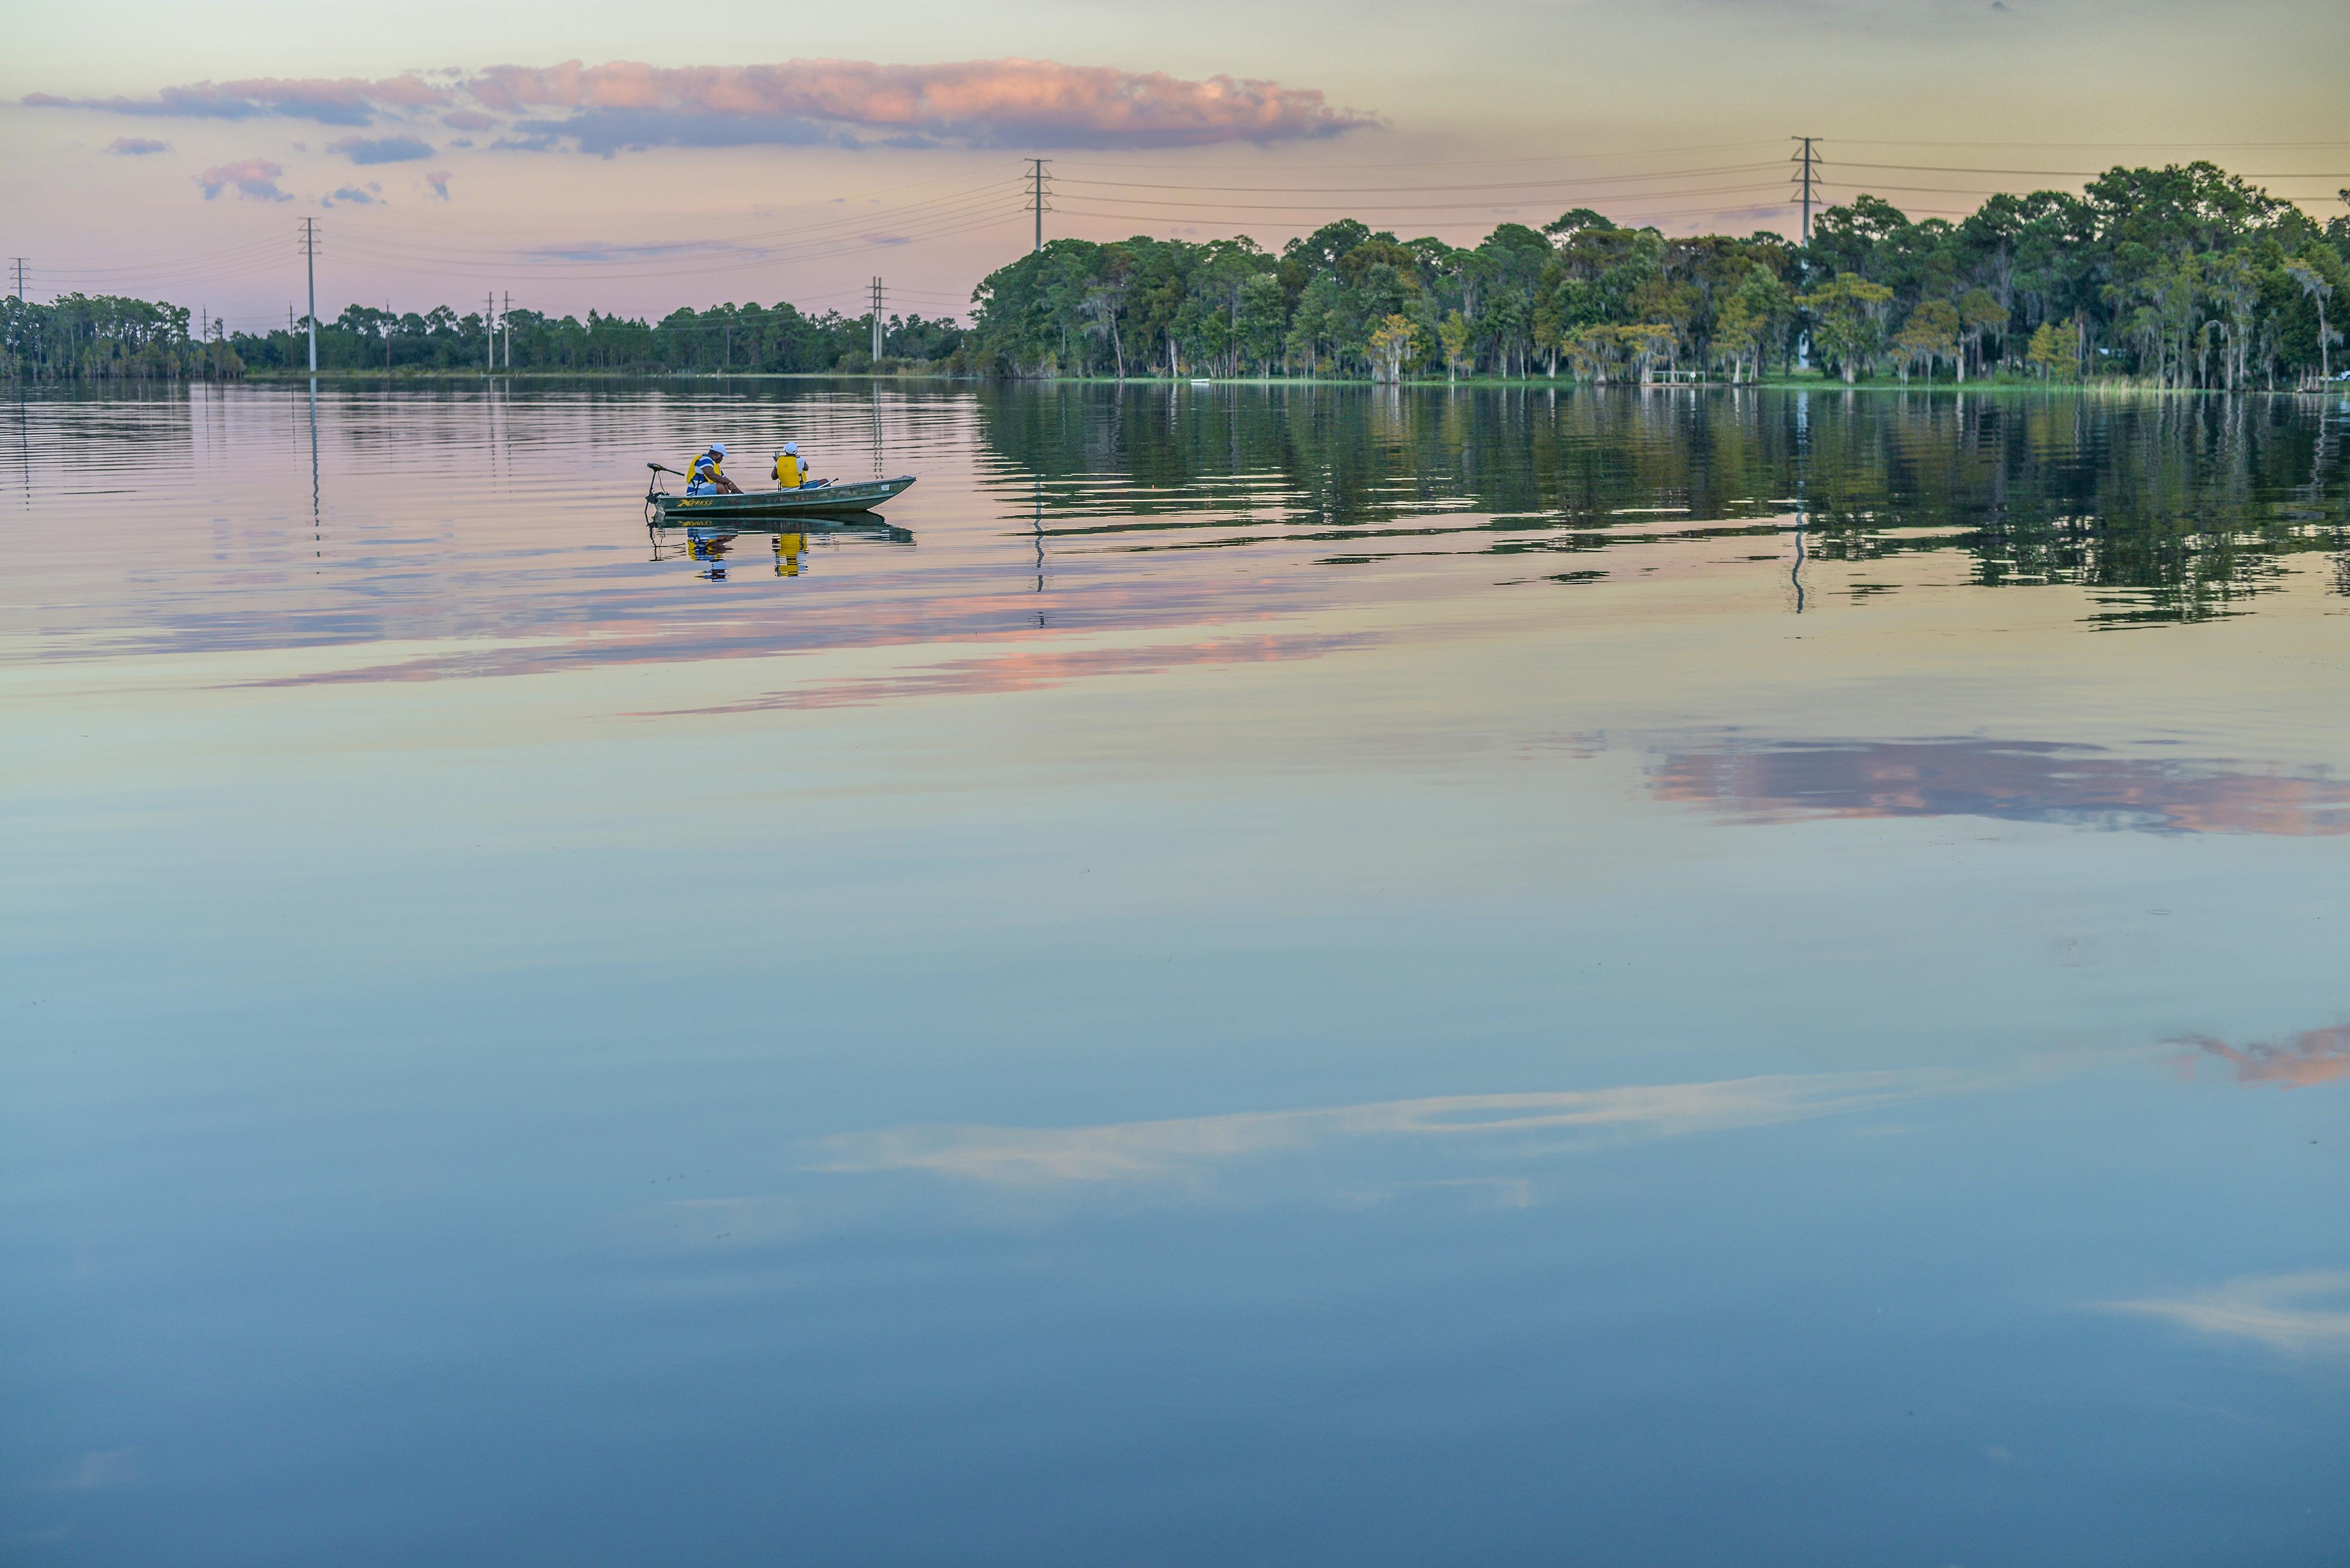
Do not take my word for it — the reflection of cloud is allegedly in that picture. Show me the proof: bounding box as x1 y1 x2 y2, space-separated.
46 1449 138 1492
423 170 451 200
195 158 289 202
814 1069 1960 1188
327 133 434 164
654 632 1380 715
2177 1026 2350 1089
1650 737 2350 837
2100 1272 2350 1357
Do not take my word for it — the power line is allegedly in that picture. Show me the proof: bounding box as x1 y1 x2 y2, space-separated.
1051 162 1784 196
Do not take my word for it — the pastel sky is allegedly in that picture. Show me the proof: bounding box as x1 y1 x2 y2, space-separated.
5 0 2345 328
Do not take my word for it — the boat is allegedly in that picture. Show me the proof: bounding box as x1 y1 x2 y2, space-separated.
648 472 916 522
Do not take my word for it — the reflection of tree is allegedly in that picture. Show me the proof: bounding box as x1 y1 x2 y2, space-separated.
977 384 2349 624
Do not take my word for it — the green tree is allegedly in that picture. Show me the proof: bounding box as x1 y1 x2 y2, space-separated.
1366 313 1421 382
1437 310 1471 382
1798 272 1896 383
2283 257 2338 384
1891 298 1960 385
2026 320 2074 381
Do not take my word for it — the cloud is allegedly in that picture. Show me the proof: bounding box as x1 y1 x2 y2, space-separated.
478 58 1382 150
2175 1025 2350 1089
326 183 382 206
195 158 290 202
813 1069 1964 1188
45 1450 138 1492
103 136 170 156
32 58 1380 152
2098 1272 2350 1358
423 170 451 200
327 134 434 164
26 75 442 126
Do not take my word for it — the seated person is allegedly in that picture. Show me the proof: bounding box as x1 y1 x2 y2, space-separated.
686 442 741 495
773 442 813 489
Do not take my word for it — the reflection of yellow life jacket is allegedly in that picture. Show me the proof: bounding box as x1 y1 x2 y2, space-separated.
775 533 804 576
774 452 806 487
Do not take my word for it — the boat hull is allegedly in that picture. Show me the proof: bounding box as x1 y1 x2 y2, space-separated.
652 475 914 521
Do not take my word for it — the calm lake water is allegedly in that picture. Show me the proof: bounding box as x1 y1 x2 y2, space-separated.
4 380 2347 1566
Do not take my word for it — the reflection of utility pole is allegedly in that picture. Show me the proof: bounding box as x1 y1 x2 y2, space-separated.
1790 389 1809 613
1027 159 1052 253
299 219 320 372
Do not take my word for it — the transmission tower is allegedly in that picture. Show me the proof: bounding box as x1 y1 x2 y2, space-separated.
297 219 320 372
1793 137 1820 247
1027 159 1054 253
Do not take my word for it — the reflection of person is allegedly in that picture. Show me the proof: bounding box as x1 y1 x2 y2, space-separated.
686 442 741 495
773 442 810 488
774 532 805 576
689 529 732 580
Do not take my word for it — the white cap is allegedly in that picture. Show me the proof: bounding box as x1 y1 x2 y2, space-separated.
783 442 798 455
712 442 727 456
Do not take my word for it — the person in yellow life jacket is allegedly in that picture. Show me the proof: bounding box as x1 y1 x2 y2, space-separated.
685 442 741 496
773 441 810 489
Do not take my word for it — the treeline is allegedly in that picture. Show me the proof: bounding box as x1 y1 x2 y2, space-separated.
966 163 2350 390
2 294 963 381
1 294 243 380
229 301 964 375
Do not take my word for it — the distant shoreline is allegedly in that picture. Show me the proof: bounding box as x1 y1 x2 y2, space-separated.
210 369 2343 396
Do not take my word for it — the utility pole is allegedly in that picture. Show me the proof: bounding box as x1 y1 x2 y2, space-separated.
386 301 393 374
1793 137 1819 370
8 258 23 300
299 218 319 372
871 277 884 365
1027 158 1052 253
502 290 511 370
1794 136 1819 247
486 292 497 374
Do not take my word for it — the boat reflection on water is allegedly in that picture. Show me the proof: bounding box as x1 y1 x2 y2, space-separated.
648 515 913 582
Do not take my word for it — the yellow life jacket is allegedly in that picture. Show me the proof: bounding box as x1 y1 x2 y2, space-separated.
688 449 723 486
774 452 806 487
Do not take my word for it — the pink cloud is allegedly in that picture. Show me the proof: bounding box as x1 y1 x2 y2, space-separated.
195 157 290 202
424 170 452 200
31 58 1379 151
